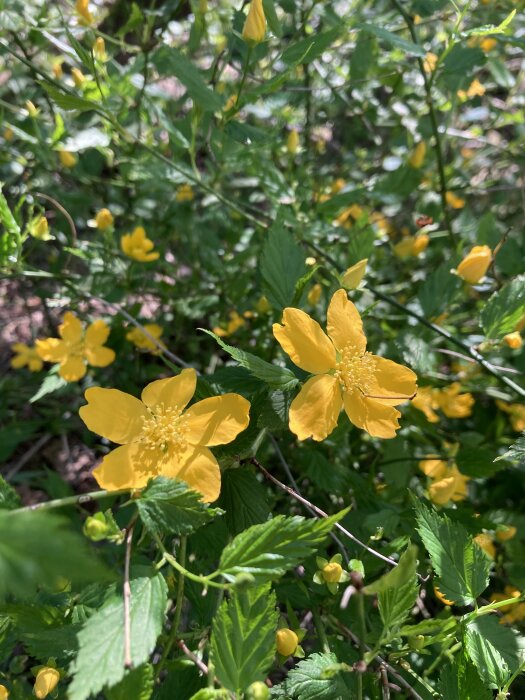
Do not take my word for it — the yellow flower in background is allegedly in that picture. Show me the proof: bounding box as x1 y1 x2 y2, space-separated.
496 525 517 542
445 191 465 209
287 129 300 154
457 79 485 100
33 667 60 699
490 586 525 624
480 37 497 52
176 184 194 202
276 629 299 657
25 100 39 117
11 343 44 372
393 234 429 258
307 283 322 305
0 684 8 700
95 208 114 230
4 126 14 141
341 259 368 290
496 400 525 432
273 289 417 440
79 368 250 501
503 332 522 350
419 458 469 505
93 37 107 61
242 0 266 44
409 141 426 168
121 226 159 262
126 324 165 354
434 586 455 606
331 178 346 194
76 0 94 24
213 311 245 337
335 204 364 227
59 150 78 168
72 68 86 88
52 60 63 79
36 312 115 382
438 382 474 418
456 245 492 284
412 387 440 422
475 533 496 559
370 211 393 235
423 52 438 72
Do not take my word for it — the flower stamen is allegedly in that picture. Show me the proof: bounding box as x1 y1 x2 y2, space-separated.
140 403 189 453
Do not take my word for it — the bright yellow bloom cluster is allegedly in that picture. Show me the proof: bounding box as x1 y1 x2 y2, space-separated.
79 368 250 501
490 586 525 625
33 667 60 699
412 383 474 422
95 208 114 230
273 289 417 440
496 401 525 432
394 234 429 258
11 343 43 372
121 226 159 262
36 312 115 382
242 0 266 44
419 457 469 505
456 245 492 283
126 324 165 354
213 311 245 337
176 184 194 202
276 629 299 657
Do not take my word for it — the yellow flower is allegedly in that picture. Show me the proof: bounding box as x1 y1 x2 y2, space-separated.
93 37 107 61
370 211 392 234
176 184 194 202
4 126 14 141
419 457 448 479
409 141 426 168
456 245 492 284
126 324 165 354
503 332 522 350
428 466 469 505
79 368 250 501
496 525 517 542
52 60 63 79
480 37 497 52
213 311 245 337
34 667 60 699
273 289 417 440
393 234 429 258
307 283 322 305
0 684 8 700
287 129 300 154
59 150 78 168
335 204 364 227
242 0 266 44
121 226 159 262
341 259 368 290
423 52 438 72
331 178 346 194
29 216 52 241
95 208 114 230
497 401 525 432
434 585 454 606
438 382 474 418
474 533 496 559
459 79 485 100
11 343 44 372
72 68 86 88
276 629 299 657
36 312 115 382
76 0 94 24
445 191 465 209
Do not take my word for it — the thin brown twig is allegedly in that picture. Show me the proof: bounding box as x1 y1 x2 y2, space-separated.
124 521 135 669
33 192 77 247
380 665 391 700
177 640 208 676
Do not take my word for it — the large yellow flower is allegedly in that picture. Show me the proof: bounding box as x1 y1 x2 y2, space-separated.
36 312 115 382
273 289 417 440
121 226 159 262
79 368 250 502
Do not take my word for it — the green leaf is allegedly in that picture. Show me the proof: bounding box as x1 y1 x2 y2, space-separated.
463 9 516 36
275 652 352 700
29 372 68 403
414 499 490 605
468 615 525 675
210 583 278 694
442 46 486 89
217 511 347 583
439 656 491 700
350 32 377 83
358 24 426 57
281 28 341 65
202 330 299 390
418 262 461 319
456 445 503 478
481 275 525 339
465 627 510 689
364 545 419 634
152 47 223 112
41 84 98 112
496 432 525 465
218 469 270 535
105 664 154 700
260 220 307 311
0 476 21 510
68 572 167 700
262 0 282 38
0 183 21 266
136 477 220 536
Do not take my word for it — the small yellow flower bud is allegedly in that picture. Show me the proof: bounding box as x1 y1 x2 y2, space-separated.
255 296 270 313
409 141 426 168
71 68 86 88
76 0 94 24
242 0 266 44
245 681 270 700
25 100 39 117
0 685 9 700
34 667 60 699
503 332 522 350
322 562 343 583
276 628 298 657
445 191 465 209
93 37 107 61
95 208 114 230
52 60 63 79
305 256 316 266
176 184 194 202
31 216 51 240
456 245 492 284
59 150 78 168
4 127 14 141
83 515 110 541
287 129 300 154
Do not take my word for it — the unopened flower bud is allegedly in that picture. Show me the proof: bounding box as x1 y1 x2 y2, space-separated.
287 129 299 154
322 562 343 583
83 514 110 541
242 0 266 44
59 150 78 168
276 628 298 657
93 37 107 61
34 667 60 699
245 681 270 700
71 68 86 88
26 100 39 117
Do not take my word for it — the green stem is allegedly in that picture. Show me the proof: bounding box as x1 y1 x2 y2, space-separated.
154 534 229 590
463 594 525 624
11 488 131 513
312 608 330 654
156 536 187 677
235 47 253 110
356 592 366 700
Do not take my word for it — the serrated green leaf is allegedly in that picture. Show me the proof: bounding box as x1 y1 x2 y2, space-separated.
68 572 167 700
358 23 426 57
136 477 220 536
218 468 270 536
29 371 68 403
260 220 307 311
105 664 154 700
217 510 347 583
481 275 525 339
496 432 525 465
465 628 510 689
275 652 352 700
210 583 278 694
439 656 491 700
468 615 525 674
0 183 21 266
202 329 299 390
414 499 490 605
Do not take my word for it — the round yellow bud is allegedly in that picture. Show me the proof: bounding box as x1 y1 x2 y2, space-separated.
245 681 270 700
0 684 9 700
32 216 50 240
503 332 522 350
276 628 298 657
34 667 60 699
322 562 343 583
95 208 114 230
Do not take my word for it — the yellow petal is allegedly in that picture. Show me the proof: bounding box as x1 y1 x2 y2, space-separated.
456 245 491 284
429 477 456 505
59 312 84 343
79 387 149 444
141 368 197 410
366 356 417 405
412 386 440 422
341 259 367 289
59 355 87 382
184 393 250 446
289 374 342 441
343 392 401 438
85 319 110 347
85 345 115 367
163 445 221 502
36 338 68 363
327 289 366 353
92 443 159 490
419 458 448 479
273 308 336 374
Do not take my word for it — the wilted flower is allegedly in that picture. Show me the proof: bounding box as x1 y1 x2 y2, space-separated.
11 343 44 372
33 667 60 699
242 0 266 44
121 226 159 262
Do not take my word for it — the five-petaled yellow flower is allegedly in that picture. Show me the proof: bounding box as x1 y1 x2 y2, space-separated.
36 312 115 382
126 323 165 354
273 289 417 440
121 226 159 262
79 368 250 501
242 0 266 44
11 343 43 372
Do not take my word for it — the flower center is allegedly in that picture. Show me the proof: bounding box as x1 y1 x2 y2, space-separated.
334 345 375 395
139 404 189 453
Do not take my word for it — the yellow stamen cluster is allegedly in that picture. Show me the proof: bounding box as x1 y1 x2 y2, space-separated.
140 405 188 452
335 346 375 395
